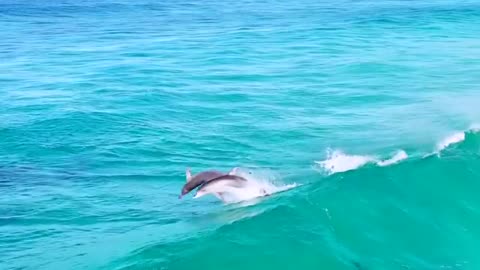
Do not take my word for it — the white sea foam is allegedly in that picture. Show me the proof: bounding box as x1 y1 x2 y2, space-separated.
377 150 408 167
436 132 465 153
315 149 408 175
315 150 375 174
427 127 480 156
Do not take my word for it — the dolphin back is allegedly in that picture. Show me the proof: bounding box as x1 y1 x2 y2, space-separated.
182 170 224 194
201 175 248 189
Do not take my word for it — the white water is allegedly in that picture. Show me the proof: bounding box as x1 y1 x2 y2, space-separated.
315 150 375 174
315 149 408 175
436 132 465 153
422 128 480 158
377 150 408 167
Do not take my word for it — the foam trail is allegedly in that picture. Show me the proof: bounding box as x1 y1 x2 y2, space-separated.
377 150 408 167
436 132 465 153
217 168 298 204
315 150 374 174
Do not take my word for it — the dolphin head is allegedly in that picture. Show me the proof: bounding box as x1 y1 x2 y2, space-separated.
179 186 191 199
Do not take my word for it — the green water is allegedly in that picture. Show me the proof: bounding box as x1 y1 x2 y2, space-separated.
1 0 480 269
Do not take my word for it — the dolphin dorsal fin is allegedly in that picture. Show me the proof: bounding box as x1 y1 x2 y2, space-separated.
228 167 239 175
186 168 192 182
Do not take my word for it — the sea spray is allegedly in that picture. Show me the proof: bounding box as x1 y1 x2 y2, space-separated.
315 149 409 174
377 150 408 167
315 150 375 174
436 132 465 153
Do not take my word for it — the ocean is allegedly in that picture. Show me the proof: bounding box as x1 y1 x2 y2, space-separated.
1 0 480 269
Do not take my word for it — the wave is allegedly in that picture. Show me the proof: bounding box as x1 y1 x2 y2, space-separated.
315 149 408 175
426 126 480 157
469 123 480 132
314 150 375 174
316 126 480 175
377 150 408 167
435 132 465 153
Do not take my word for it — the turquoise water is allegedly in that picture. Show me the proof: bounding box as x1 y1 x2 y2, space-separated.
2 0 480 269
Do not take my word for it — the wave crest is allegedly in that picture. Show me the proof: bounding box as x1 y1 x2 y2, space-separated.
314 150 375 174
429 127 480 156
377 150 408 167
436 132 465 153
316 126 480 175
315 149 408 175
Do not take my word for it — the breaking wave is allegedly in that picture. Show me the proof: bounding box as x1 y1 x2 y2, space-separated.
314 150 375 174
426 126 480 157
377 150 409 167
315 149 408 175
435 132 465 153
316 127 480 175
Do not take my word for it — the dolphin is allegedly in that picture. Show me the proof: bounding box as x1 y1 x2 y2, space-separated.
179 168 239 199
193 174 250 202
